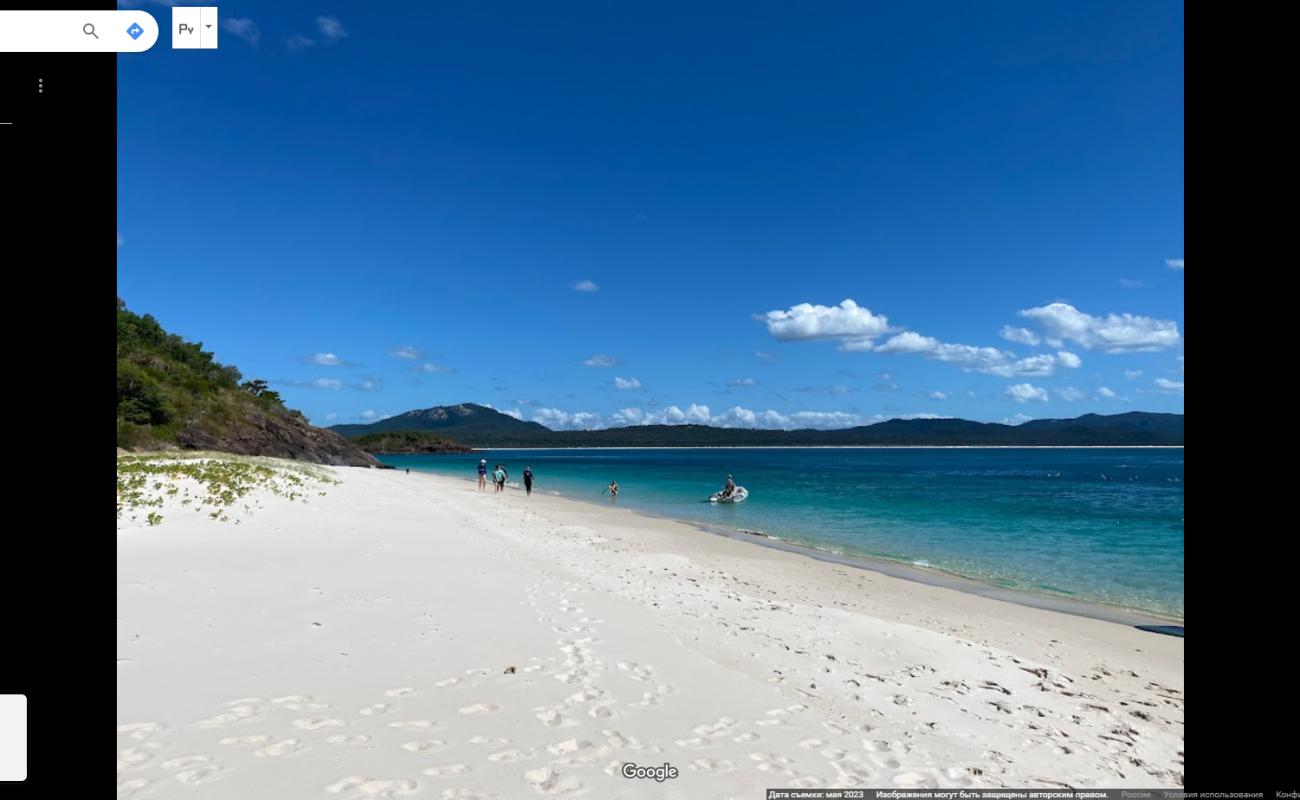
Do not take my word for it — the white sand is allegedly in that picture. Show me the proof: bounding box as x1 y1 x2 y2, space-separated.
117 463 1184 798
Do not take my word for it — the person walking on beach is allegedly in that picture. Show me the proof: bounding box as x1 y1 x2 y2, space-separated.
523 466 533 496
477 459 488 492
493 464 505 493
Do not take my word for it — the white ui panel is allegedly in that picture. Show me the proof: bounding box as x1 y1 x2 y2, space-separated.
0 694 25 782
172 6 218 49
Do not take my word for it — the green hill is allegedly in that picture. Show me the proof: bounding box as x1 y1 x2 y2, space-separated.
116 299 377 466
330 403 550 440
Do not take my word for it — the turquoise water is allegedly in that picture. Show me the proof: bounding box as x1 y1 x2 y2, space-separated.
380 448 1185 619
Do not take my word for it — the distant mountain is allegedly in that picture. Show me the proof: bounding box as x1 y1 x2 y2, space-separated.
332 404 1184 447
117 300 378 467
330 403 549 440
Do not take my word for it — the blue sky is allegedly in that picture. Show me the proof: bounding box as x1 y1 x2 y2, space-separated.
117 1 1184 429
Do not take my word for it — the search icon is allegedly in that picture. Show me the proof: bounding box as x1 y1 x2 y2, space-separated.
83 22 97 39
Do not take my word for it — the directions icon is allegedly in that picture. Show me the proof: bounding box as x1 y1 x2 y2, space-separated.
127 22 144 39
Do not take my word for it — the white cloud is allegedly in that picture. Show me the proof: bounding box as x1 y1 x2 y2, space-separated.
874 333 1072 377
531 407 606 430
221 16 260 44
314 378 344 390
359 410 387 422
1055 387 1085 402
1056 351 1082 369
1166 258 1184 270
1097 386 1117 399
1124 369 1143 380
1018 303 1180 352
614 377 641 390
573 279 599 292
929 391 948 400
754 351 777 363
310 352 344 366
760 299 892 346
356 377 381 391
286 33 315 50
419 362 453 373
1154 378 1184 395
316 15 347 41
583 354 618 367
727 378 757 387
1002 413 1034 426
501 408 523 420
390 345 424 360
1000 325 1041 346
1005 383 1049 403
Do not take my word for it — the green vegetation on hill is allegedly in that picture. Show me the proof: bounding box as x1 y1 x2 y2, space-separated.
352 430 475 454
116 299 376 466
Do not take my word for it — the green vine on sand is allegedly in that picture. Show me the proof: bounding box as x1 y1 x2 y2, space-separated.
117 452 339 527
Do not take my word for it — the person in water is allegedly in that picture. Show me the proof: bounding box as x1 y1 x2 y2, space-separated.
493 464 506 493
720 473 736 499
477 459 488 492
523 466 534 496
607 480 619 498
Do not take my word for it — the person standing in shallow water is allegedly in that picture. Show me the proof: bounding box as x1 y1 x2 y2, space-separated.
523 466 533 496
493 464 505 493
477 459 488 492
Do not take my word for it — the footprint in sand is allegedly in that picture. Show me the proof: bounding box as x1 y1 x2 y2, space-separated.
689 757 736 773
272 694 330 711
161 754 228 785
546 739 593 757
459 703 499 716
891 770 939 788
118 722 166 741
400 739 446 752
435 678 461 688
118 746 159 771
385 687 416 697
294 717 346 730
468 735 510 746
328 734 371 745
534 707 566 727
326 776 420 797
388 720 438 730
218 735 271 747
254 739 309 758
361 703 393 716
423 764 473 777
749 753 796 776
523 766 583 795
488 748 536 763
117 777 152 797
196 704 264 728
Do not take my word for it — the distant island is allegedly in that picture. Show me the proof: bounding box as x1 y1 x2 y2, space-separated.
351 431 475 455
331 403 1184 448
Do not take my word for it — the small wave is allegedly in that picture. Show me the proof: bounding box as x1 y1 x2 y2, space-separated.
912 559 932 568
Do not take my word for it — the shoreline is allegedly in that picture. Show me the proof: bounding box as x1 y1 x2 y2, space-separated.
401 468 1185 628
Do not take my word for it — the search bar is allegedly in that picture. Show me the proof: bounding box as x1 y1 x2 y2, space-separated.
0 10 159 52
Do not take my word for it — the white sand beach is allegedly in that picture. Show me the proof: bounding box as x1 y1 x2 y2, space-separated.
117 461 1184 798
